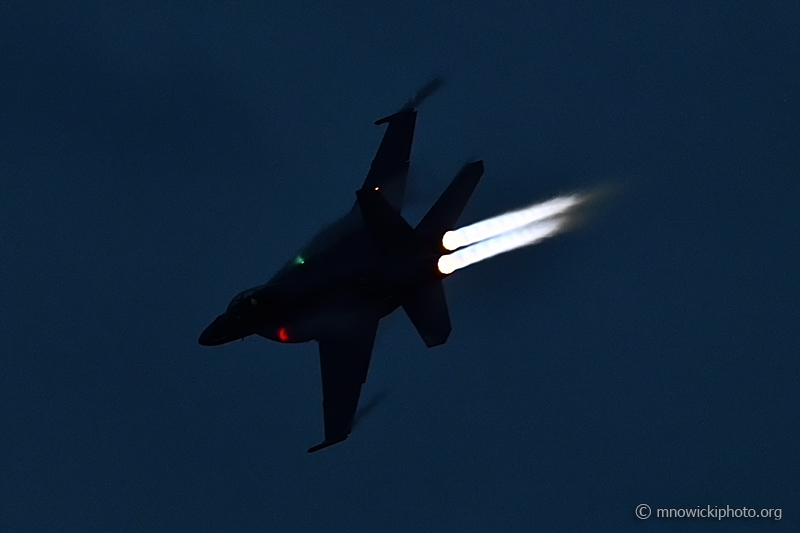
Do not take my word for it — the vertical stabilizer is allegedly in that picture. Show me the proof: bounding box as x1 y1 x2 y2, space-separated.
415 161 484 243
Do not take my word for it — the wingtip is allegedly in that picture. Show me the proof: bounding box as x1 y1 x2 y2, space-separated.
307 436 348 453
374 77 443 125
307 442 329 453
374 109 414 126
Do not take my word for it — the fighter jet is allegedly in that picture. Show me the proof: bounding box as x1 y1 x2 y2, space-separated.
199 79 483 453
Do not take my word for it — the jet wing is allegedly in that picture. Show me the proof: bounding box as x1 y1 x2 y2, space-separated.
308 313 379 453
359 109 417 212
358 79 444 214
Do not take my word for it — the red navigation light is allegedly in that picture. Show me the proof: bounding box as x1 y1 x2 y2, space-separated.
278 327 289 342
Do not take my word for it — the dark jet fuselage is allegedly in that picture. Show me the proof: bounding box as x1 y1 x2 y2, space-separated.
198 209 445 347
199 83 483 451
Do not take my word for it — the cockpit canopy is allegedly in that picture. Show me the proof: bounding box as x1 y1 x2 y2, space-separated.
227 286 263 312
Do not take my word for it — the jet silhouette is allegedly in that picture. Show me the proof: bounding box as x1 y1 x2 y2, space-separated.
199 79 483 452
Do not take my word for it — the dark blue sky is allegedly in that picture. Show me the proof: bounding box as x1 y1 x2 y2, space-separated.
2 1 798 531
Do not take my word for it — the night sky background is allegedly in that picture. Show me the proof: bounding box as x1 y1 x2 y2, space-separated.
2 1 798 531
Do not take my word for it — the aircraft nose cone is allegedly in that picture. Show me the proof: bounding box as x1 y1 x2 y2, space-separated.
198 327 213 346
198 315 228 346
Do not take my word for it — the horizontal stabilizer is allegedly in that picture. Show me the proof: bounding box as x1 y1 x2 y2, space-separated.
415 161 484 243
403 280 452 347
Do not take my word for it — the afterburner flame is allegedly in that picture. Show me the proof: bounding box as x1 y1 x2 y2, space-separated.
438 218 564 274
438 192 586 275
442 194 581 251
